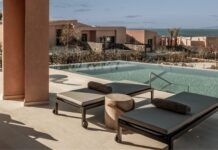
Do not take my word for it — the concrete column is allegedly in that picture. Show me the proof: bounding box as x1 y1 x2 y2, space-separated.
3 0 49 105
3 0 25 100
24 0 49 105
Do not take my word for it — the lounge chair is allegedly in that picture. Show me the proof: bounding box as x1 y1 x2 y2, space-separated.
115 92 218 150
53 80 154 128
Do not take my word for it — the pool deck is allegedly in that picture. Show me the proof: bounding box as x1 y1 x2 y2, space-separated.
0 69 218 150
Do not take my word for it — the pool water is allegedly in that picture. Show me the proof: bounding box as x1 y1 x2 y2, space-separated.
51 61 218 98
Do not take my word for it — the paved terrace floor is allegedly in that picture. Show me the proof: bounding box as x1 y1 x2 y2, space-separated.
0 69 218 150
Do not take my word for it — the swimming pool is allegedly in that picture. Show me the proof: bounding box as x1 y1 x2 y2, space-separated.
51 61 218 98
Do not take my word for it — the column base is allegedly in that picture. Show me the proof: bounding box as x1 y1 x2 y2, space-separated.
3 94 25 100
24 100 49 106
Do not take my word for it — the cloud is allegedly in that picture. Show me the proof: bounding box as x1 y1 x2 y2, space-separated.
143 20 157 24
97 19 157 28
125 15 141 19
50 0 73 9
73 2 92 12
78 4 90 8
51 0 91 10
74 8 92 13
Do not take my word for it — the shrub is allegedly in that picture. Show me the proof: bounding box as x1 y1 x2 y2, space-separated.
49 50 147 65
210 65 218 70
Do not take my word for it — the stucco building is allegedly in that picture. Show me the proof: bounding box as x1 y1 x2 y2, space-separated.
159 36 218 49
0 19 160 53
126 29 158 50
0 20 159 51
49 20 126 48
177 36 218 48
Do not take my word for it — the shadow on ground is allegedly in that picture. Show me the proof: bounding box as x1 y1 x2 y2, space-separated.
0 113 57 149
49 74 81 86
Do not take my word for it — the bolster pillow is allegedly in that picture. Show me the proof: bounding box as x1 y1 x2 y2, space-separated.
88 81 112 94
151 98 191 114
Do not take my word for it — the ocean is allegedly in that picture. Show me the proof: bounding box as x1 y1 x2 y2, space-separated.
150 29 218 37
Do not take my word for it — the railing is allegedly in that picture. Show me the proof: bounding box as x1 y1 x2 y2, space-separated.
149 72 190 92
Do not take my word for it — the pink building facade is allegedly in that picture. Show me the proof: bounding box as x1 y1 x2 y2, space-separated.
126 29 158 50
49 20 126 48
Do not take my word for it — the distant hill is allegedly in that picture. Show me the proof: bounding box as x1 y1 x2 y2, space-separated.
151 29 218 36
202 26 218 29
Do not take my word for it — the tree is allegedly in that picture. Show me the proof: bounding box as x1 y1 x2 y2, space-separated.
60 23 81 50
173 28 180 47
168 28 180 47
168 29 174 47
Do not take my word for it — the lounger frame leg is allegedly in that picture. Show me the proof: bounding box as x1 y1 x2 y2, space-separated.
53 101 59 115
81 107 88 129
167 138 174 150
151 90 154 100
115 123 122 143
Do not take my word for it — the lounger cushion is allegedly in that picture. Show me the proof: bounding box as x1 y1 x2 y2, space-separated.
57 80 151 107
88 81 112 94
120 92 218 134
151 98 191 114
57 88 105 106
107 80 152 95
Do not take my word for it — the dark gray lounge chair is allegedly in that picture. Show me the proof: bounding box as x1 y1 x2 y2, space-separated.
53 80 154 128
115 92 218 150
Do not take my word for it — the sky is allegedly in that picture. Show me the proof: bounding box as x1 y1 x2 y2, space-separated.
1 0 218 28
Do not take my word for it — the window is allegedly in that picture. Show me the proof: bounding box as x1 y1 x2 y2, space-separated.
100 36 115 43
56 29 62 46
81 34 88 42
148 39 153 46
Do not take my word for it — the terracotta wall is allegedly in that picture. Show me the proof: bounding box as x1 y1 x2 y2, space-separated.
0 23 3 46
3 0 49 105
95 27 126 44
126 29 145 44
126 29 158 49
24 0 49 105
191 41 206 47
3 0 25 100
81 30 91 42
89 31 96 42
96 30 116 42
115 27 126 44
206 37 218 48
144 30 158 49
49 25 57 48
